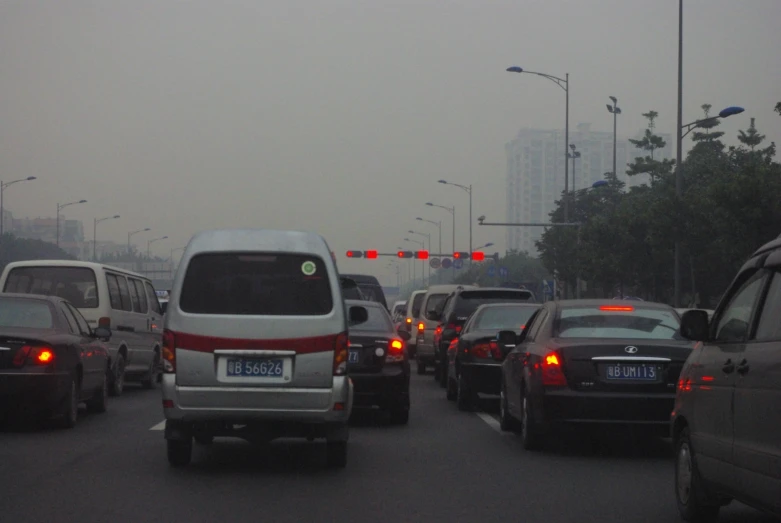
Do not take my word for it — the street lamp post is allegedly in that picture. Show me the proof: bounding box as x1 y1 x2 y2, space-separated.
606 97 622 178
426 202 456 279
568 144 581 191
127 228 151 254
416 218 442 259
56 199 88 249
507 66 570 223
408 230 431 283
0 176 36 235
404 238 424 284
93 214 120 261
147 236 169 259
438 180 472 260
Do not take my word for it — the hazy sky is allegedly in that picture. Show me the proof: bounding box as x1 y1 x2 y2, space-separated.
2 0 779 285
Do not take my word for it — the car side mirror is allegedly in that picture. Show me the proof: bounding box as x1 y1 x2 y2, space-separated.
680 310 710 341
497 330 518 354
397 329 411 341
348 305 369 326
425 309 440 321
93 326 112 341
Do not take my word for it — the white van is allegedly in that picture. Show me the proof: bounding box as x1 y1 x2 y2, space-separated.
0 261 164 395
161 229 368 468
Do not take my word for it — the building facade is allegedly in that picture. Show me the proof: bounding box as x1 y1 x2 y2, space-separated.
505 124 673 255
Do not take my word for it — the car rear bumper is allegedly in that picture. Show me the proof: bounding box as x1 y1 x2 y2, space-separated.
536 389 676 427
460 362 502 395
350 364 410 408
0 370 71 417
161 374 353 424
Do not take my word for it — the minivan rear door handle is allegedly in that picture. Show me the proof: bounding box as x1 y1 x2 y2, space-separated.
722 358 735 374
736 359 750 375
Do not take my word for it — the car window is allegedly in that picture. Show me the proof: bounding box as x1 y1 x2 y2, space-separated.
410 293 425 318
474 306 538 331
714 270 766 343
753 271 781 341
526 310 548 341
350 306 393 332
557 306 681 340
67 303 91 336
115 275 133 312
0 297 54 329
59 304 79 334
131 279 148 313
106 274 123 310
127 277 141 312
3 266 99 308
145 282 162 314
424 294 448 315
180 253 333 316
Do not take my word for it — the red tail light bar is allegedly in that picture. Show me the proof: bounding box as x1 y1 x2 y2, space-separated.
12 345 55 367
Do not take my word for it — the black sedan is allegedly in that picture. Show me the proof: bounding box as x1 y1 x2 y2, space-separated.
446 302 540 411
0 293 111 428
498 299 693 449
346 299 411 424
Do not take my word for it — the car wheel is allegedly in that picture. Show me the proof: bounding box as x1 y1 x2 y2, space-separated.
456 373 472 412
499 383 517 432
167 438 192 467
446 373 457 401
109 355 125 397
86 371 108 414
59 376 79 429
194 433 214 445
520 392 544 450
389 407 410 425
141 352 161 389
326 441 348 468
416 361 426 375
675 428 722 522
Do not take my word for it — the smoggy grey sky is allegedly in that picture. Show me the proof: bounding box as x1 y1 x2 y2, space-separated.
1 0 779 284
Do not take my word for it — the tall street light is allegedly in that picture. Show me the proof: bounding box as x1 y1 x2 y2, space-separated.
397 246 412 283
0 176 36 236
147 236 169 259
93 214 120 261
128 228 151 253
606 97 622 179
404 238 424 283
408 230 431 283
416 217 442 256
568 144 581 191
56 199 88 249
426 202 455 253
507 65 570 222
475 242 495 250
673 104 744 307
438 180 472 259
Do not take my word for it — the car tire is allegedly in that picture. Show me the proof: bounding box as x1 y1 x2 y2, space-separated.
446 374 457 401
416 362 425 375
86 371 108 414
194 433 214 445
520 391 544 451
389 407 410 425
141 352 160 390
167 438 192 467
59 376 79 429
499 382 517 432
456 373 472 412
109 355 125 397
326 441 348 468
675 427 722 522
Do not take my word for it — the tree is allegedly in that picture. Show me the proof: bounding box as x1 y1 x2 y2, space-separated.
0 234 75 273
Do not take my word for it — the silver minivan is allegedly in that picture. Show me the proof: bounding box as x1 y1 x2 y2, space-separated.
161 229 368 468
414 284 476 374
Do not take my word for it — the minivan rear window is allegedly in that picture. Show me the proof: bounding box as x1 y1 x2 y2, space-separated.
3 266 99 308
411 293 425 317
179 253 333 316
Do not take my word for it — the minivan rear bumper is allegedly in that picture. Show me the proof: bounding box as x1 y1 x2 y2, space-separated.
161 374 352 423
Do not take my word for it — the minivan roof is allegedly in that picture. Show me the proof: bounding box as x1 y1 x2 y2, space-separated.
339 273 381 285
181 229 332 257
2 260 150 281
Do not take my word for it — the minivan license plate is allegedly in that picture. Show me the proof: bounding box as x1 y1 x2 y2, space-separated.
605 364 657 381
348 350 360 364
226 358 284 378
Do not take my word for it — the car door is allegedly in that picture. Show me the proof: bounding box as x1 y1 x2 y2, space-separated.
66 303 107 389
732 267 781 511
505 307 546 418
59 303 99 392
113 274 146 369
691 268 767 489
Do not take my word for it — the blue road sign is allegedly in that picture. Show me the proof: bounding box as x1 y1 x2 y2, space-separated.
487 266 496 277
499 266 508 278
453 258 463 270
542 279 554 295
441 257 452 269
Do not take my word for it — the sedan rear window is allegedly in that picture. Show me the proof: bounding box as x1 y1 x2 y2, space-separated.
3 266 99 308
474 306 538 331
179 253 333 316
0 298 54 329
453 290 535 317
556 306 681 340
350 306 393 332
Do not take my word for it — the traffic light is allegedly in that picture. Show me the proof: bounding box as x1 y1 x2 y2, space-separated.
365 250 378 259
397 250 414 258
345 250 363 258
415 250 429 260
471 251 485 261
453 252 470 259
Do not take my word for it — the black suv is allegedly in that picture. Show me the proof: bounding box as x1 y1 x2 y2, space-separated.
433 287 536 387
340 274 387 310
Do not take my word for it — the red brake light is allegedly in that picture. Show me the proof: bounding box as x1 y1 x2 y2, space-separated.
13 345 55 367
599 305 634 312
488 340 502 360
541 351 567 386
448 338 458 351
333 332 349 375
36 349 54 364
435 325 442 335
98 317 111 328
417 322 425 332
386 338 405 363
390 339 404 352
455 325 462 333
162 329 176 373
406 318 412 324
520 324 526 330
472 342 491 359
12 346 32 367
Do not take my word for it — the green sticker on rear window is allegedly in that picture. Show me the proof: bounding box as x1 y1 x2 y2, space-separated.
301 261 317 276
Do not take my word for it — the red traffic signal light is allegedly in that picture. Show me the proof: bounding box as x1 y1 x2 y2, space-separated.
397 250 413 258
415 250 429 260
365 250 378 259
453 252 470 259
345 250 363 258
471 251 485 261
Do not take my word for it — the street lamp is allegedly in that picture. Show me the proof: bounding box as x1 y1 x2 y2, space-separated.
416 217 442 257
606 97 622 179
408 230 431 283
426 202 456 253
147 236 169 259
568 144 581 191
404 238 424 283
0 176 36 236
127 228 151 253
507 65 570 223
475 242 494 250
437 180 473 259
56 199 88 249
93 214 120 261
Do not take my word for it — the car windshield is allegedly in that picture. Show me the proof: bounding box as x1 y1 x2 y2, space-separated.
3 266 99 308
0 298 54 329
556 306 682 340
180 253 333 316
473 306 538 331
350 306 392 332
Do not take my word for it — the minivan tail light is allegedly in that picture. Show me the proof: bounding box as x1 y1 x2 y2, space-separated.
541 350 567 386
162 330 176 373
417 322 425 333
333 332 349 376
98 317 111 328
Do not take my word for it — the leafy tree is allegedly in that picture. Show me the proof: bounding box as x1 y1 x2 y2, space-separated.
0 234 75 273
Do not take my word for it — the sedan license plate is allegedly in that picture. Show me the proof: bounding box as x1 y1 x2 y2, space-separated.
348 350 360 364
605 364 658 381
226 358 284 378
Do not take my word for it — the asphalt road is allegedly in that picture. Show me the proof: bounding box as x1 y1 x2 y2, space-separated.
0 374 776 523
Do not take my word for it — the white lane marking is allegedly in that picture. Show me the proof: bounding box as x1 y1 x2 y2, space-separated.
149 421 166 431
476 412 505 434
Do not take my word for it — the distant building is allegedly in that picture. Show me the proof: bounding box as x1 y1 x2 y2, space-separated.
11 216 86 258
505 124 673 255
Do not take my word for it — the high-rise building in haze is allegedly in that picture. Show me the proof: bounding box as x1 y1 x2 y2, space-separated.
505 123 673 255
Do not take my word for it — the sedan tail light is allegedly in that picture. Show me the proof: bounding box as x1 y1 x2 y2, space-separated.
162 330 176 373
386 338 405 363
541 351 567 386
12 345 55 367
471 342 491 359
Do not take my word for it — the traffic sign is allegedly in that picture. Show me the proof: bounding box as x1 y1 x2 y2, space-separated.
441 258 452 269
542 279 555 298
499 266 509 278
429 257 441 269
453 258 463 270
487 266 496 277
